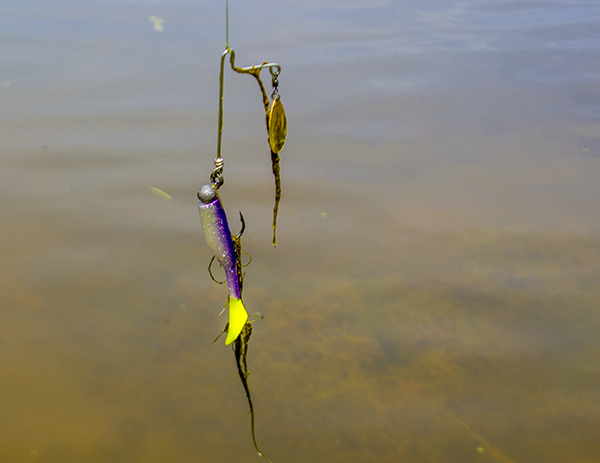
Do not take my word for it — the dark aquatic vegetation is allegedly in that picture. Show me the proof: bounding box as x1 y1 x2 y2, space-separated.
233 320 273 463
215 317 273 463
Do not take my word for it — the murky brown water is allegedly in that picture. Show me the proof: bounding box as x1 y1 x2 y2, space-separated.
2 1 600 462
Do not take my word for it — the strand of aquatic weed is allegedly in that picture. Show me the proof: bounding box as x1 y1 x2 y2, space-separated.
270 149 281 247
234 322 274 463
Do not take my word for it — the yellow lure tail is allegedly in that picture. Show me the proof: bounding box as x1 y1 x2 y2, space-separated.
225 297 249 345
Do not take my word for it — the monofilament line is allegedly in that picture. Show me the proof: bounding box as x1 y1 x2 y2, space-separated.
226 0 229 47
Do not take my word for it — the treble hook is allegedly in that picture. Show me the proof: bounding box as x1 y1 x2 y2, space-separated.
208 211 246 285
236 211 245 238
234 212 252 267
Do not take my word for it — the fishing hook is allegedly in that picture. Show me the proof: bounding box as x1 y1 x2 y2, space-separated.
207 211 247 285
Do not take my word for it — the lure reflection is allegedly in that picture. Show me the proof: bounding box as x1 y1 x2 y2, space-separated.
198 183 248 345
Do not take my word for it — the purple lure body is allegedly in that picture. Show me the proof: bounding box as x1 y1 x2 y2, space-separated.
198 184 248 344
198 184 240 299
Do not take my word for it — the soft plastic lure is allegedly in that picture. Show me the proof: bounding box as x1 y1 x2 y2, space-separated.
198 183 248 345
